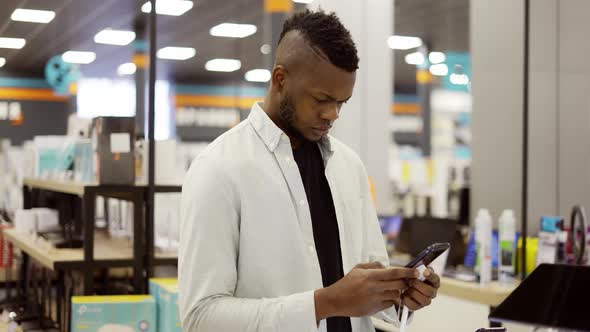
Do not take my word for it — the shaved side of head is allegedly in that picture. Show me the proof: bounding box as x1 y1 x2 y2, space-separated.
274 30 329 78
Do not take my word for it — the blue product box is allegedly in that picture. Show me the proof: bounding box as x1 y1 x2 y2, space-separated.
71 295 156 332
149 278 181 332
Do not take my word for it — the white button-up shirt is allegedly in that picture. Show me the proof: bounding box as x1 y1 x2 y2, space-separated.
179 102 399 332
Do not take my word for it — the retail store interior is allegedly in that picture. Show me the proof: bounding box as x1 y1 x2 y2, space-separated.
0 0 589 331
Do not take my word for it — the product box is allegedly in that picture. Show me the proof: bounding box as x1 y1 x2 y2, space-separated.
71 295 156 332
149 278 181 332
93 116 135 185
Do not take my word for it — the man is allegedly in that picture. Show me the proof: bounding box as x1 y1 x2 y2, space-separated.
179 9 440 332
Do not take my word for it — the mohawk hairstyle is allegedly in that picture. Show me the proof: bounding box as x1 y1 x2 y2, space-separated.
278 9 359 72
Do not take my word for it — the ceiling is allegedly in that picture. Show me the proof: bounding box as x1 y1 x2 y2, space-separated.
0 0 469 90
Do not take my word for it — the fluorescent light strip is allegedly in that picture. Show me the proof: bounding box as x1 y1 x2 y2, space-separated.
429 52 446 64
429 63 448 76
405 52 424 65
157 47 196 60
0 58 5 68
141 1 193 16
117 63 136 76
293 0 315 3
11 8 55 23
62 51 96 64
210 23 257 38
245 69 271 82
0 37 26 49
94 29 136 46
205 59 241 72
387 35 422 50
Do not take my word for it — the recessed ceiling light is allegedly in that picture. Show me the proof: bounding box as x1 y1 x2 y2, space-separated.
205 59 241 72
429 63 448 76
387 35 423 50
210 23 257 38
11 9 55 23
429 52 446 64
117 63 136 76
0 58 6 68
157 46 196 60
405 52 424 65
245 69 271 82
0 37 26 49
94 29 136 46
260 44 271 55
141 1 193 16
62 51 96 64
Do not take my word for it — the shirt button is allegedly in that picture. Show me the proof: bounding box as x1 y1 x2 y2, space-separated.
299 199 305 206
308 245 315 254
285 156 291 163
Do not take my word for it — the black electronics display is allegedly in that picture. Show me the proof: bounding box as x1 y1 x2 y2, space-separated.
490 264 590 331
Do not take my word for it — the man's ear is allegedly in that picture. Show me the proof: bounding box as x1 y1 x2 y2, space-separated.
272 65 287 92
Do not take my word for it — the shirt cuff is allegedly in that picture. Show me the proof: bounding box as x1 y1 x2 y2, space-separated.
280 290 320 332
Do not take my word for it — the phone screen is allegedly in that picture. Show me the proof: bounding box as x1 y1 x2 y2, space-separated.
405 243 450 268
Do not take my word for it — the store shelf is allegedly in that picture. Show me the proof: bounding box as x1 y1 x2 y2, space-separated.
23 178 89 196
3 228 138 271
24 178 182 196
154 250 178 266
439 277 518 307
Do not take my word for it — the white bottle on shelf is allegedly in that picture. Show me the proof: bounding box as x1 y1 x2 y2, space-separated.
475 209 493 284
498 209 516 283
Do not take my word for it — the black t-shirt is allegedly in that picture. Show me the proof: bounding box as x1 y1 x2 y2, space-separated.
293 141 352 332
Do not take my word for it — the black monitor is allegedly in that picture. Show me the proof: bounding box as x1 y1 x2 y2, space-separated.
396 216 457 257
490 264 590 331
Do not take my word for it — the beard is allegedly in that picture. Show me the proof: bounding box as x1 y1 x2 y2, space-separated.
278 94 307 142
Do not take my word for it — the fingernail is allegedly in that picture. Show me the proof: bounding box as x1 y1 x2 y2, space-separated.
414 270 420 277
424 269 431 277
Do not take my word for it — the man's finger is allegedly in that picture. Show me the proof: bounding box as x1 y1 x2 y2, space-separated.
402 296 422 311
371 267 419 281
356 261 385 270
409 280 437 299
405 288 432 307
423 267 441 288
380 290 401 303
376 279 409 292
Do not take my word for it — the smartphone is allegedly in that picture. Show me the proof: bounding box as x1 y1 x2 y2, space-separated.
475 328 507 332
405 242 451 268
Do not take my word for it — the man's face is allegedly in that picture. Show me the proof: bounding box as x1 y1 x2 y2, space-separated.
278 58 356 142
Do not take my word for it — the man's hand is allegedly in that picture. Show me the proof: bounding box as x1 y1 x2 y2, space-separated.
314 262 419 321
401 266 441 311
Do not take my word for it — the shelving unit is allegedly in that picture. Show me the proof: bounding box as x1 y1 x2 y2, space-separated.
0 178 181 331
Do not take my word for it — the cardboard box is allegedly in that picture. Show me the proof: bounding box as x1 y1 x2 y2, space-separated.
93 117 135 185
71 295 155 332
149 278 181 332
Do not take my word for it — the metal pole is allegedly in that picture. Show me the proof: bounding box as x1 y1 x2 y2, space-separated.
521 0 530 280
146 0 157 283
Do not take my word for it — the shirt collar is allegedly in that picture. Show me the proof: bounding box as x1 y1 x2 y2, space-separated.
248 102 335 155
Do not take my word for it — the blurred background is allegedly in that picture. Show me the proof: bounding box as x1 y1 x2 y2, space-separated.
1 0 589 331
